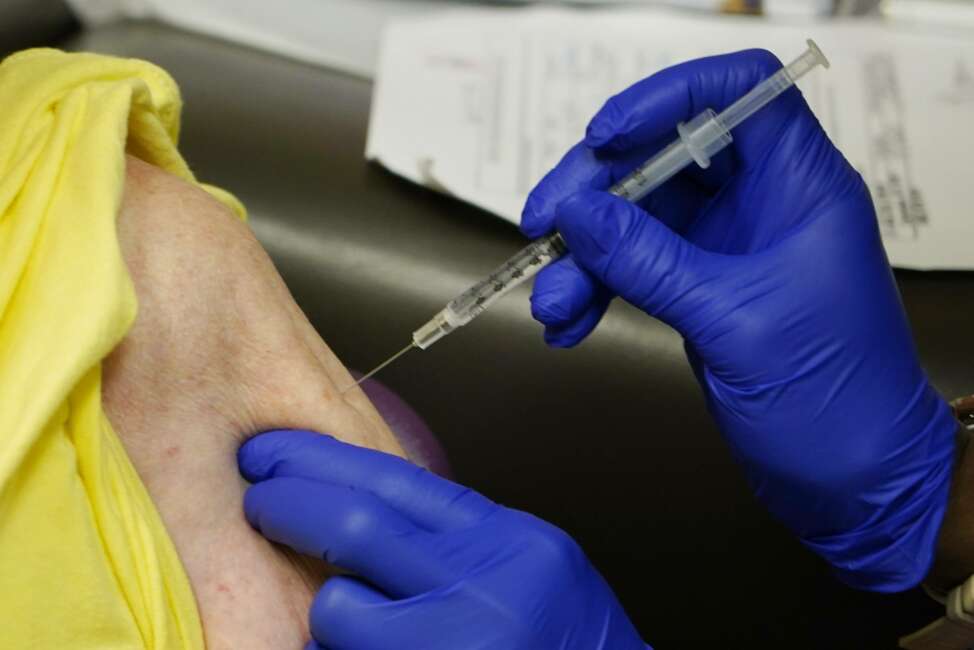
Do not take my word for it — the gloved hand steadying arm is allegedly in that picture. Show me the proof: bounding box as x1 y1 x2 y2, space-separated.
521 49 958 592
238 430 649 650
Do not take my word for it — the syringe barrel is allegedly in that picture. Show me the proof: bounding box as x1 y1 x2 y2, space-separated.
413 233 568 349
719 68 793 131
612 139 694 203
446 233 567 321
612 108 732 203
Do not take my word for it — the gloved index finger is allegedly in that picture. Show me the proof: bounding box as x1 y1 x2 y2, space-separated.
239 430 498 532
584 48 807 169
521 142 611 239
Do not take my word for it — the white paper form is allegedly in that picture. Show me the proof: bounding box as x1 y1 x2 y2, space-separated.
366 7 974 270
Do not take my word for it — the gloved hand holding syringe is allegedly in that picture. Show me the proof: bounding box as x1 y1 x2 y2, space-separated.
345 38 829 389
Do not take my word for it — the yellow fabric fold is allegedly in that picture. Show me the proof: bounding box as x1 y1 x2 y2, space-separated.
0 48 244 649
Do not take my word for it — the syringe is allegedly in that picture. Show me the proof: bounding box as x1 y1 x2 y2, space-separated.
346 39 829 390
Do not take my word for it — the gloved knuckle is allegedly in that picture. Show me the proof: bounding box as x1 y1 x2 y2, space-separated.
336 501 381 546
600 206 648 289
726 308 777 355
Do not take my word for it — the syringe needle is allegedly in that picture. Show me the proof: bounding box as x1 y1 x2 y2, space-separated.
340 342 417 394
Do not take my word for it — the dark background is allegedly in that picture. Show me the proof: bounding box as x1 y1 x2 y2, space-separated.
3 3 972 646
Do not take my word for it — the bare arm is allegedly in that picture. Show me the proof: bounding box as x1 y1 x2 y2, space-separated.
103 156 405 650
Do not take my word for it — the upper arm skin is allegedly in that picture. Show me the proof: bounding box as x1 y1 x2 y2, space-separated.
102 155 405 650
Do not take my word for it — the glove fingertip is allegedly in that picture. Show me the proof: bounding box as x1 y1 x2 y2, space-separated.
521 222 548 240
530 257 599 327
544 327 583 348
310 577 390 646
520 191 553 238
584 93 633 151
242 482 268 531
237 437 272 483
583 123 612 149
238 430 337 482
542 292 609 348
531 292 572 326
584 99 624 148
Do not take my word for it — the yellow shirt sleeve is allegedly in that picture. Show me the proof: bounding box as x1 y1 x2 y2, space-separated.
0 48 244 649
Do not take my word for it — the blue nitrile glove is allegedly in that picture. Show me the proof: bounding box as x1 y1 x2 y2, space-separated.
238 430 650 650
521 49 958 592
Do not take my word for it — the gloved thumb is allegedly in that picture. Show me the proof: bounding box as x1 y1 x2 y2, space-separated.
555 189 723 337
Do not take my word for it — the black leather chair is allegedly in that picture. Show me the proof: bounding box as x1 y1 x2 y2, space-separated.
5 5 972 646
